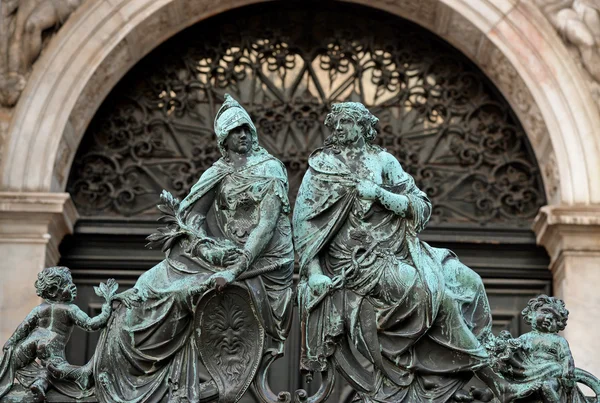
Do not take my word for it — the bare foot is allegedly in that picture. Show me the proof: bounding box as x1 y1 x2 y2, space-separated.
30 382 46 403
48 361 93 390
452 389 474 402
470 386 494 402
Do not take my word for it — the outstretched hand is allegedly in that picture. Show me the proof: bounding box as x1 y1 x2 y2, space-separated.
211 269 237 292
356 180 380 201
209 254 249 292
113 288 142 308
308 273 332 297
199 244 242 267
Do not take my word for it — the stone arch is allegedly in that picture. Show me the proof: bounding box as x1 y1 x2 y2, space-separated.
2 0 599 206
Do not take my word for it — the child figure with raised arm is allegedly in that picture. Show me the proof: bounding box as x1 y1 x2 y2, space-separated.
0 266 117 402
493 295 591 403
515 295 577 402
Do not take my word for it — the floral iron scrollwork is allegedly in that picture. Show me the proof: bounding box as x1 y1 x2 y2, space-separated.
67 3 546 227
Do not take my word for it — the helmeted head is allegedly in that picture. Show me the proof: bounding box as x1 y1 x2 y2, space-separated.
214 94 259 157
522 295 569 333
324 102 379 146
35 266 77 302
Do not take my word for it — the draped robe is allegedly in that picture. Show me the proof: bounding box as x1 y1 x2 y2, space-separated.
94 152 294 403
501 332 588 403
293 147 493 402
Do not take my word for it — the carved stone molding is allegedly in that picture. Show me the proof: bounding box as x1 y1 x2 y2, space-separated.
0 191 79 347
533 204 600 268
476 38 559 203
368 0 561 204
0 108 10 168
0 192 78 266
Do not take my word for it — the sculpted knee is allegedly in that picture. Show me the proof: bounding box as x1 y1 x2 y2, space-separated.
24 19 41 34
449 260 484 290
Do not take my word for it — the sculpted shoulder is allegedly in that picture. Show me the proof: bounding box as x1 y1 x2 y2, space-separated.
258 156 288 179
378 149 401 165
308 147 350 175
377 149 407 173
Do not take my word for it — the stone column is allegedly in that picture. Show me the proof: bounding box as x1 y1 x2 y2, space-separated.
533 205 600 376
0 192 78 345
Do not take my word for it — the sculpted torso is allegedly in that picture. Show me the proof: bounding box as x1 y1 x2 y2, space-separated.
332 147 407 186
28 304 75 353
21 302 110 360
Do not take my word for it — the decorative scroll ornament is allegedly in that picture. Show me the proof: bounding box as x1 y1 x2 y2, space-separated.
67 4 546 227
196 285 264 403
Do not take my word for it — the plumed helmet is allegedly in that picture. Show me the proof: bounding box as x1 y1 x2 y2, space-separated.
214 94 258 156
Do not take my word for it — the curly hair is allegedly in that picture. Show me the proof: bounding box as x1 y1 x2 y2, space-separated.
522 294 569 331
324 102 379 144
35 266 74 301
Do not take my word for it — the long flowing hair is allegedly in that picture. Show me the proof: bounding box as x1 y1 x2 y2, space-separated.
323 102 379 150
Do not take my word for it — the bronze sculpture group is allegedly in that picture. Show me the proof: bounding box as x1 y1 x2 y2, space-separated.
0 95 599 403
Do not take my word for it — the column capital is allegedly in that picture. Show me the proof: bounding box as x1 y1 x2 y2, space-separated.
0 192 79 266
533 204 600 269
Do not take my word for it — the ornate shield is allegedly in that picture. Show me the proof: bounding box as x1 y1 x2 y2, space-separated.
195 284 264 403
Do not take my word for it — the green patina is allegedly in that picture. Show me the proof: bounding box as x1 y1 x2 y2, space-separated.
292 102 599 403
1 99 599 403
91 94 294 403
0 268 117 402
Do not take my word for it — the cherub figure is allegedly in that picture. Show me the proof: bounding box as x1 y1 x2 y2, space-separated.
498 295 589 403
0 266 117 402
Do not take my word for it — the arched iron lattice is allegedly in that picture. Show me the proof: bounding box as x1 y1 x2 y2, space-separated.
67 3 546 226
